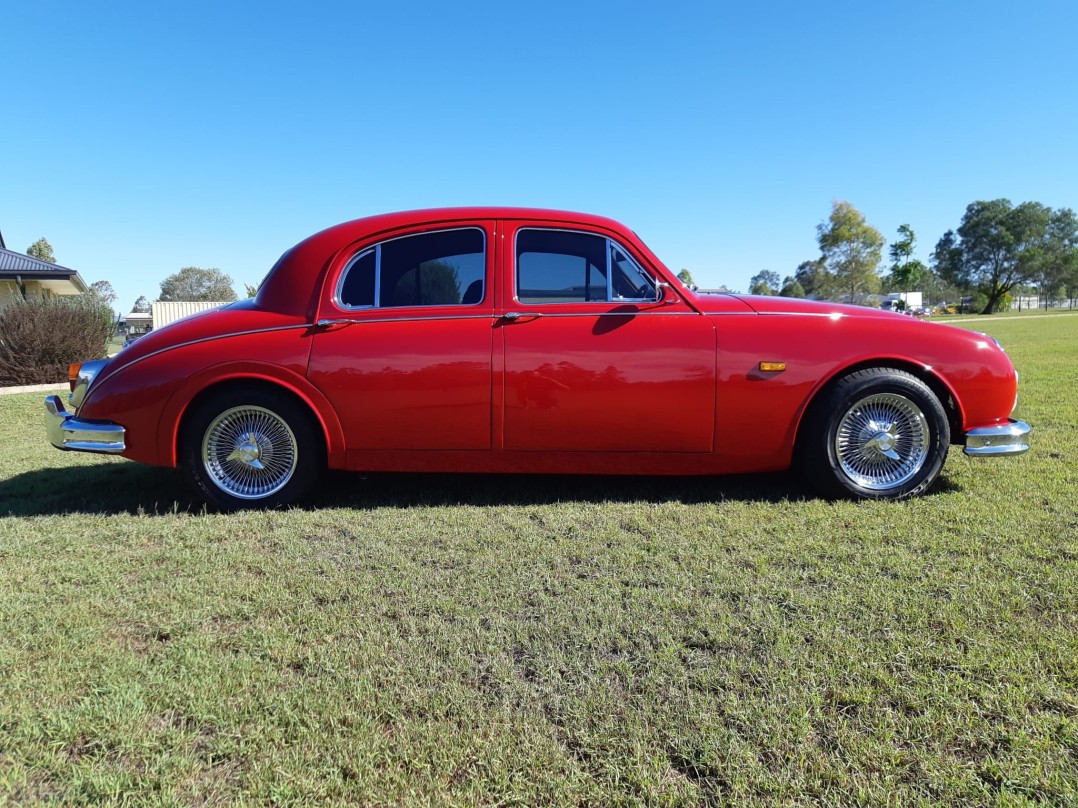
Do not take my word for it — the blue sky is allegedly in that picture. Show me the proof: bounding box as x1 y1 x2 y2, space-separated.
4 1 1076 312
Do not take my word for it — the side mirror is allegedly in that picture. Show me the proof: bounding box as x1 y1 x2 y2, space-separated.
654 282 676 303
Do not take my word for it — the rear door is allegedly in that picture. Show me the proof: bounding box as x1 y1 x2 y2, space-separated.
308 222 495 453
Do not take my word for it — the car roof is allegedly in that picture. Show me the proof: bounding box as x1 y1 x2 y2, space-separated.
307 207 630 241
257 207 641 318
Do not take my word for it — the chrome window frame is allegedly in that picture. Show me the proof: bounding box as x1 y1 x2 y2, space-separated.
513 227 657 305
334 226 487 311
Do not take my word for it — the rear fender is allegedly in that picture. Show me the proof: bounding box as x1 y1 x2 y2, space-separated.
159 362 347 469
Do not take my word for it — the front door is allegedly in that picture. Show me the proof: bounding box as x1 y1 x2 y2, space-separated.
500 225 716 453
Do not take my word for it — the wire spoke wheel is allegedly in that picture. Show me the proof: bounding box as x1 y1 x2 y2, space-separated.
834 392 930 492
201 405 298 500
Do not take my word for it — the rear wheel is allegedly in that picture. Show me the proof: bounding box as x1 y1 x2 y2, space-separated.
798 368 950 500
181 388 323 510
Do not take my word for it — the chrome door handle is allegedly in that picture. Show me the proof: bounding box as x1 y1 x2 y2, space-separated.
502 311 542 321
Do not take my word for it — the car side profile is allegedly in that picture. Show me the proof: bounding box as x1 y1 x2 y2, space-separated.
45 208 1030 509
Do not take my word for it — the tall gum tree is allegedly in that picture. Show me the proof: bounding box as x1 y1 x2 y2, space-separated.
817 201 884 304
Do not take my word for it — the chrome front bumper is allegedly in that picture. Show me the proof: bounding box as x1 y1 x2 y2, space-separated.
964 419 1031 457
44 395 126 454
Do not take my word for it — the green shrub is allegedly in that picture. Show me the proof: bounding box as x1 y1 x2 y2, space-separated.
0 294 114 386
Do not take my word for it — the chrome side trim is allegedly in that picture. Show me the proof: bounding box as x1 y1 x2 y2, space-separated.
44 395 125 454
312 312 702 329
499 311 699 318
103 324 315 367
964 419 1031 456
313 314 498 327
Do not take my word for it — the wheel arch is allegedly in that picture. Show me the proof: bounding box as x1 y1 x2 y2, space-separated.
159 366 347 469
794 359 964 457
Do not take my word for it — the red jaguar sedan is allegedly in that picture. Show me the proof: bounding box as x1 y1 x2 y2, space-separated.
46 208 1030 509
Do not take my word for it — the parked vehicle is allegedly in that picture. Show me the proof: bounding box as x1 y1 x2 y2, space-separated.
45 208 1030 509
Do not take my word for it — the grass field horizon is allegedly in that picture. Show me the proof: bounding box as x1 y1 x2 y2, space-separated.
1 315 1075 805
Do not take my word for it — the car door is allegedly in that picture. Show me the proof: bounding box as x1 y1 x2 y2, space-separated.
498 223 716 453
308 222 495 455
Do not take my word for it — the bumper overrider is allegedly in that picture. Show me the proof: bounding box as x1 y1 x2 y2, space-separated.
44 395 126 453
43 360 125 454
964 419 1031 456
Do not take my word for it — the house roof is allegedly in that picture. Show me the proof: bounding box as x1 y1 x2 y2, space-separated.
0 246 89 294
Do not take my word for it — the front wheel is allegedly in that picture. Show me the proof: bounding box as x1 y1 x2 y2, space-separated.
797 368 951 500
181 388 323 510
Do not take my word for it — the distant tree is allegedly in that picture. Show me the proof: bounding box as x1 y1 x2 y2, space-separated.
244 282 259 298
1026 208 1078 308
26 237 56 264
930 230 965 290
779 276 806 298
889 224 915 269
793 258 832 299
88 280 117 308
1065 256 1078 308
962 200 1049 313
749 270 780 295
936 199 1072 313
676 269 696 287
132 295 151 313
817 201 884 303
159 267 238 302
886 224 930 299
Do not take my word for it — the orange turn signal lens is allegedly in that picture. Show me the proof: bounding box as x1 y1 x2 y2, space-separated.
68 362 83 391
758 361 787 372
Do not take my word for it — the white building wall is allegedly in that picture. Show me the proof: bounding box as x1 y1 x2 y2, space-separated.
151 301 228 329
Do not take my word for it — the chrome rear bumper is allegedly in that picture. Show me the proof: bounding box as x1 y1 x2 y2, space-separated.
964 419 1031 457
44 395 126 454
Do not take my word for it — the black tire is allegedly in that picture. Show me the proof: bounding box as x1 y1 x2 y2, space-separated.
180 387 323 511
797 368 950 500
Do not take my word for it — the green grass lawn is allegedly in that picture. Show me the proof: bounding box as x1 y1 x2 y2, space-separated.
1 317 1075 806
930 307 1078 321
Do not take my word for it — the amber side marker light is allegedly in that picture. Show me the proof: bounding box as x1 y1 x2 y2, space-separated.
758 361 787 372
68 362 83 392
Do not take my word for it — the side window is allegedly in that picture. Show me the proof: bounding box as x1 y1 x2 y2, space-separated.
610 242 656 301
517 230 606 304
338 228 485 309
339 250 375 307
516 229 655 304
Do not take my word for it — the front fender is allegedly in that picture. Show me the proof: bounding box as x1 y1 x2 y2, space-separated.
710 314 1016 473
